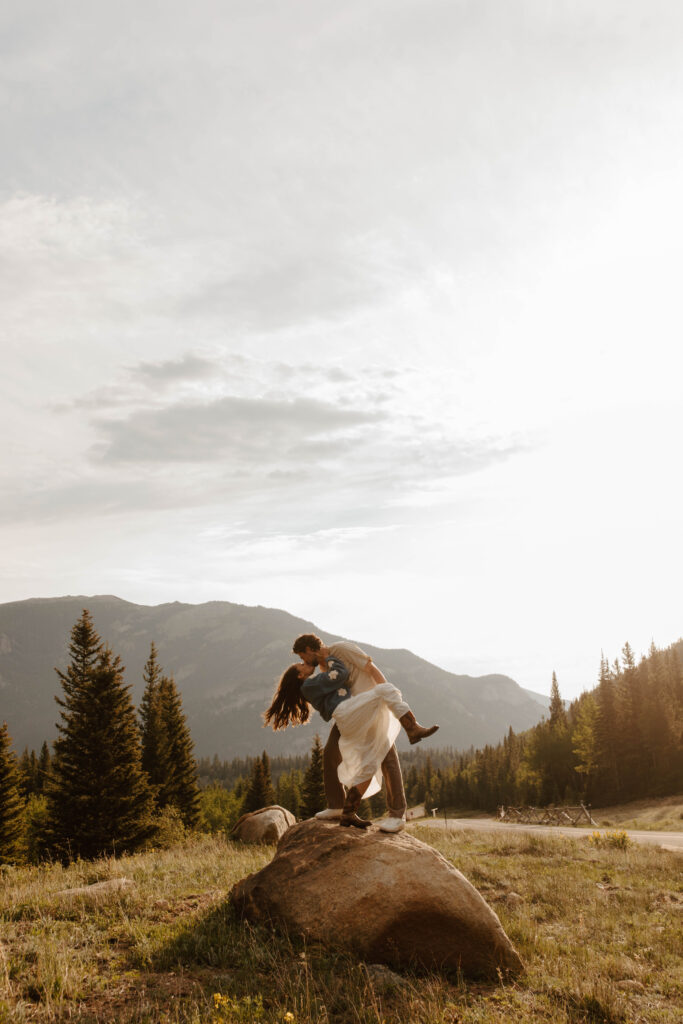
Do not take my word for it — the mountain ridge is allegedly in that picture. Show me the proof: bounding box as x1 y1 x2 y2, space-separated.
0 595 550 757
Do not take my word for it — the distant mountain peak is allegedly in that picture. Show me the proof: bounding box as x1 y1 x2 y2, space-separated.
0 594 548 758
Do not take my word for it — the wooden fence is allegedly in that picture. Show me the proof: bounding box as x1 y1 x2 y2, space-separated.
497 804 598 827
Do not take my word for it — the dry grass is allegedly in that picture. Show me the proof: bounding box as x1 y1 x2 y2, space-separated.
436 795 683 831
591 795 683 832
1 826 681 1023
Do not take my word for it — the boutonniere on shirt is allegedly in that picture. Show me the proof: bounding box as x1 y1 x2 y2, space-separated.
337 687 348 697
328 669 339 680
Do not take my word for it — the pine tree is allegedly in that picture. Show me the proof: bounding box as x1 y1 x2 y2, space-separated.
595 653 621 802
243 755 272 813
0 722 24 863
157 674 201 828
276 769 302 818
259 750 276 807
139 643 171 800
37 742 51 794
614 641 644 796
301 735 326 818
549 671 566 729
18 748 38 799
572 694 600 800
45 611 155 861
621 642 636 672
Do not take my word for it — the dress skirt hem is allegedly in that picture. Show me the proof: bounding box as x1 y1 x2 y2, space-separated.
332 683 405 796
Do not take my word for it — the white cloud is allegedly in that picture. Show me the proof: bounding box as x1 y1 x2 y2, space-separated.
2 1 683 699
92 395 383 464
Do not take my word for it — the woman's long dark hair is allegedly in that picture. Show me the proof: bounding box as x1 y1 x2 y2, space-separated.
264 664 311 730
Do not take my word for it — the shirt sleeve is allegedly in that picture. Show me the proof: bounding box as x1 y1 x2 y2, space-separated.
329 640 373 672
301 659 350 697
323 656 350 684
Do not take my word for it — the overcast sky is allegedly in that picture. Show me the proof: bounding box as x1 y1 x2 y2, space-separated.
2 0 682 698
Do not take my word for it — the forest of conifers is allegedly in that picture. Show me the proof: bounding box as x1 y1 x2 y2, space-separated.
200 638 683 816
409 639 683 813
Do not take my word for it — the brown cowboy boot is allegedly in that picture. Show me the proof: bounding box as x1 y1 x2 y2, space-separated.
399 710 439 745
339 786 372 829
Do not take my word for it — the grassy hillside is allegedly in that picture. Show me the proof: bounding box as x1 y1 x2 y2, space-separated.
593 795 683 832
1 827 681 1023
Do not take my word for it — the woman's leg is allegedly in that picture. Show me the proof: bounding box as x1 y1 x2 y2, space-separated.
376 682 439 744
340 778 372 829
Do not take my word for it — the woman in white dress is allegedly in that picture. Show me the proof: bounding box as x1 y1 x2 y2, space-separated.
265 653 438 828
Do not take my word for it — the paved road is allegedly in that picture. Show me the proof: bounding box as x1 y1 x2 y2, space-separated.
410 816 683 852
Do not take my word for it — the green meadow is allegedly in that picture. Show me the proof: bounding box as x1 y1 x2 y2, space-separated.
1 826 681 1024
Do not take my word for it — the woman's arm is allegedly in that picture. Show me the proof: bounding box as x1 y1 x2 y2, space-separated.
318 655 350 687
300 657 351 721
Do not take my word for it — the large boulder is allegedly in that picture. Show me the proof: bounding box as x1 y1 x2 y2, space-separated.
231 819 523 978
229 805 295 844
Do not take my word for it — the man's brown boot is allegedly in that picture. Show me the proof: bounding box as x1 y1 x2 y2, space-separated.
399 710 439 745
339 786 372 829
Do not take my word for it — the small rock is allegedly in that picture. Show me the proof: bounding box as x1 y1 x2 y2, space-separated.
230 805 295 844
364 963 409 993
617 980 645 994
56 877 134 899
505 892 523 906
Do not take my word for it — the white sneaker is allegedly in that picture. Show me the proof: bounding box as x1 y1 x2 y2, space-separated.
315 808 343 820
379 816 406 833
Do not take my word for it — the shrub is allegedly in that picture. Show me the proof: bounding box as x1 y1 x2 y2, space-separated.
588 830 631 850
199 783 243 834
21 794 50 864
150 805 187 849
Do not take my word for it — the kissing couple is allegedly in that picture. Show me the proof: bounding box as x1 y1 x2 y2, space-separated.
265 634 438 831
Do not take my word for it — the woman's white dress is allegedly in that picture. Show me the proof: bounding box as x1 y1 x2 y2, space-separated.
332 682 410 796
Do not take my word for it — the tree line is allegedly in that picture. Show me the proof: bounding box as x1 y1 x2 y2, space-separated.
0 610 200 864
0 609 335 863
193 638 683 822
402 640 683 814
3 625 681 864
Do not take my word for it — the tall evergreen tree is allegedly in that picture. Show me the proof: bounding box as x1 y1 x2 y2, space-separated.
276 768 303 818
0 722 24 863
572 694 599 801
301 735 326 818
37 741 51 794
549 671 566 729
157 674 201 827
18 748 38 799
243 754 273 813
45 611 155 861
614 641 644 795
139 643 171 799
595 653 621 801
259 750 276 806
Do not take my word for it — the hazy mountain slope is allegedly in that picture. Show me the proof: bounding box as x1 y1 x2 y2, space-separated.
522 687 550 708
0 596 549 757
